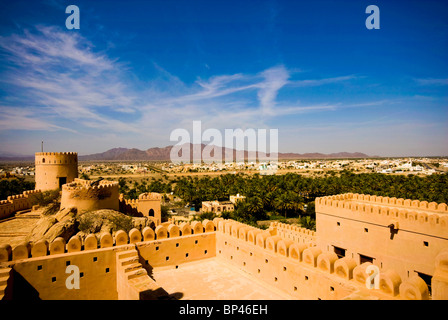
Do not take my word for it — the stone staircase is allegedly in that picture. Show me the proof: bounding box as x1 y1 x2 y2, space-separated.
116 247 169 300
0 267 12 300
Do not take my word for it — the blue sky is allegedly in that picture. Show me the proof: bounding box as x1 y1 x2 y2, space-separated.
0 0 447 157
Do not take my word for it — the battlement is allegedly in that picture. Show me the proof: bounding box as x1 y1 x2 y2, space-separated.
0 189 42 220
215 218 443 300
271 221 317 245
138 193 162 201
62 180 119 192
119 193 162 224
35 152 78 156
318 193 448 213
316 193 448 238
1 214 446 300
0 219 217 263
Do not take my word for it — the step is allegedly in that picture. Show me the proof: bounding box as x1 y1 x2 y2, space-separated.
0 284 6 296
117 250 138 260
0 278 8 286
123 262 143 274
126 268 148 280
0 268 11 277
120 256 139 266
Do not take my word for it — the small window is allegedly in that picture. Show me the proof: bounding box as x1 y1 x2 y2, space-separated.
283 266 287 271
359 254 375 264
37 265 42 271
364 228 369 233
80 272 84 278
66 261 70 266
204 250 208 254
337 222 341 226
416 272 432 295
257 269 261 274
423 241 429 247
185 253 189 257
274 277 278 282
195 240 198 244
52 277 56 282
176 243 179 247
156 246 159 251
330 286 335 292
265 259 269 263
294 286 298 291
105 268 110 273
305 276 309 281
166 256 169 261
333 246 346 259
93 257 97 262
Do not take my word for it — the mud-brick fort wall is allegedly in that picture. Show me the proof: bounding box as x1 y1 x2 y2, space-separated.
1 215 447 300
0 190 42 220
315 193 448 285
215 218 448 300
60 179 119 213
119 193 162 226
35 152 78 191
0 220 217 300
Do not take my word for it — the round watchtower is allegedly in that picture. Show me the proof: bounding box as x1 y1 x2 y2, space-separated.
35 152 78 191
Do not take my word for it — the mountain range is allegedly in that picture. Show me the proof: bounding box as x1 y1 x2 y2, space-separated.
0 144 372 161
0 144 373 162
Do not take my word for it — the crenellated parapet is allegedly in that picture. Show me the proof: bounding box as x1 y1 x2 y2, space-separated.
315 193 448 238
317 193 448 213
119 192 162 225
35 152 78 191
215 218 442 300
138 193 162 201
61 179 119 212
270 221 317 245
0 189 42 220
0 219 217 263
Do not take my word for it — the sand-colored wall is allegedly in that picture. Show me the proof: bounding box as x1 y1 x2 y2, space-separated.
119 193 162 225
315 193 448 282
0 220 217 300
214 219 440 300
0 190 42 220
60 180 119 213
11 246 119 300
35 152 78 191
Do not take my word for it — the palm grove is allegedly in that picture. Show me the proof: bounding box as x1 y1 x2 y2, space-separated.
120 171 448 230
2 171 447 231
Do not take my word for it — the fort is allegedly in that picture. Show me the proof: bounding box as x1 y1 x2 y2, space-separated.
0 152 447 300
35 152 78 191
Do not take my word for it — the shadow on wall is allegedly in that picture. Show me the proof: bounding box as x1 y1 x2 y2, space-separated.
12 270 41 300
141 289 183 300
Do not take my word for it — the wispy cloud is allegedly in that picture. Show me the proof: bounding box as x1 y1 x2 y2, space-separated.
0 24 371 151
0 25 138 134
414 77 448 86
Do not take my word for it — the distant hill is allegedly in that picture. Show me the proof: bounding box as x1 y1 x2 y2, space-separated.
0 144 373 162
79 144 372 161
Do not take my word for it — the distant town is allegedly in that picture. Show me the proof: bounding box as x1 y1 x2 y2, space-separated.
1 157 447 180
